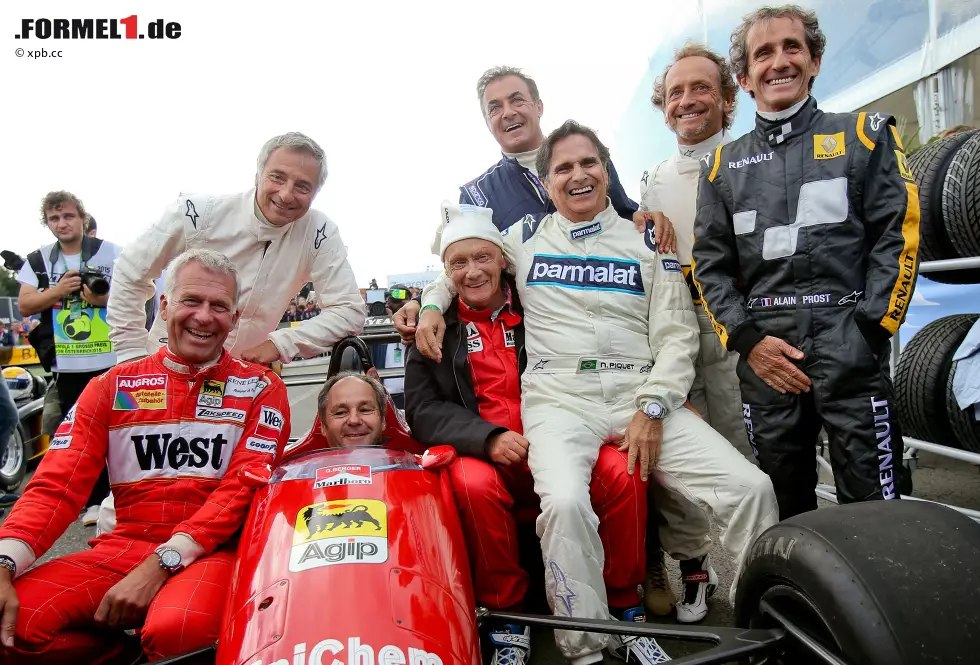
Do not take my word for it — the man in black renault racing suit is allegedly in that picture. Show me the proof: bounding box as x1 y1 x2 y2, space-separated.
692 5 920 519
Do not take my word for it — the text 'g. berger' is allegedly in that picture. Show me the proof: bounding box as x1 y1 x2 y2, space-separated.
527 255 644 295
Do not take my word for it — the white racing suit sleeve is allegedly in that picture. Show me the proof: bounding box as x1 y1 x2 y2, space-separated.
634 251 699 412
107 198 190 362
269 223 366 361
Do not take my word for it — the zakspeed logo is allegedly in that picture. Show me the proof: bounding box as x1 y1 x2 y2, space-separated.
871 397 897 499
131 432 229 471
15 17 182 40
247 637 444 665
527 255 643 295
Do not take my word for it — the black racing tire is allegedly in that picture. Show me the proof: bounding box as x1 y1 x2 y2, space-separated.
947 356 980 454
942 131 980 259
894 314 978 448
0 425 27 491
734 500 980 664
907 130 980 283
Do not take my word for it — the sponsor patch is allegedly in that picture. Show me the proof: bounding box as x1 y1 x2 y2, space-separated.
896 150 914 182
268 640 443 665
661 258 682 272
314 464 372 489
569 221 602 241
465 183 486 207
527 255 644 295
225 375 262 399
49 435 72 450
198 379 225 408
259 406 284 433
195 406 247 424
576 359 640 373
245 435 278 457
55 404 76 435
465 322 483 353
729 152 773 169
504 329 516 348
112 423 241 482
113 375 167 410
813 132 846 160
643 220 658 252
290 499 388 571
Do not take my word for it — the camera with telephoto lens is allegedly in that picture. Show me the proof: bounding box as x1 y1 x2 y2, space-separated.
80 270 110 296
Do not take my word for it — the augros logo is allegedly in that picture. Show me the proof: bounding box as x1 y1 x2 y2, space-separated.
527 254 644 295
15 16 182 40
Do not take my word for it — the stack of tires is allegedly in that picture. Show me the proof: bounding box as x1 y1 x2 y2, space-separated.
906 128 980 282
895 314 980 453
895 131 980 453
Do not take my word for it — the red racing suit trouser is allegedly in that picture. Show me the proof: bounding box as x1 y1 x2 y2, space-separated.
450 299 646 611
0 348 290 662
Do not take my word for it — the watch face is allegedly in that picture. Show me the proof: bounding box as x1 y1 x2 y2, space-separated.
646 402 664 419
160 549 181 568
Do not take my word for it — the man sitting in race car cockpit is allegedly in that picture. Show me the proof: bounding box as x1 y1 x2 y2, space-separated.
0 249 291 664
316 371 386 449
403 205 663 665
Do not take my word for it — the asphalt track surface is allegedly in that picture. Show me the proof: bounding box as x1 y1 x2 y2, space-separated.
3 434 978 663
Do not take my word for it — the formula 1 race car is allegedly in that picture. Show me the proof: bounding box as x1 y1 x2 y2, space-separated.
159 340 978 665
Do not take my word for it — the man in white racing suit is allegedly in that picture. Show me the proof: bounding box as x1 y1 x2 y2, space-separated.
637 43 746 451
419 121 777 664
100 132 365 533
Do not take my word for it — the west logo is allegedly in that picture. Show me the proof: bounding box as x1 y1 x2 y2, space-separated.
114 375 167 410
131 432 229 471
527 255 643 295
260 406 284 432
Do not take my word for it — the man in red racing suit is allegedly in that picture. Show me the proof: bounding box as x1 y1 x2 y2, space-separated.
0 250 290 664
405 207 655 665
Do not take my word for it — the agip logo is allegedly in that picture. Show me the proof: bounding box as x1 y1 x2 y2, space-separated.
290 500 388 572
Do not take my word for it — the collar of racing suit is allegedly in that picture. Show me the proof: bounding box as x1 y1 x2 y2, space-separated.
754 96 818 147
250 188 297 243
677 128 729 162
157 346 230 377
502 148 540 178
551 197 619 234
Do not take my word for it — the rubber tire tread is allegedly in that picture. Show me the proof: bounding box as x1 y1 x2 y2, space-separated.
894 313 978 448
946 356 980 454
942 131 980 259
906 130 976 261
734 500 980 665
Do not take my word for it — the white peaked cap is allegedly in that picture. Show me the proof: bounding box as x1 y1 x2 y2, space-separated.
438 201 503 260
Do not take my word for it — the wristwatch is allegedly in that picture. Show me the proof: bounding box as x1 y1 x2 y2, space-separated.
0 555 16 577
643 400 667 420
154 547 184 575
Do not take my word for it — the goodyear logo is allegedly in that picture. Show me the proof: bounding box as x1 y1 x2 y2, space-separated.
290 500 388 572
896 151 914 182
814 132 845 160
113 375 167 410
527 255 643 295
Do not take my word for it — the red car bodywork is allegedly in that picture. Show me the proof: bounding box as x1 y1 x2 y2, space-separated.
215 401 480 665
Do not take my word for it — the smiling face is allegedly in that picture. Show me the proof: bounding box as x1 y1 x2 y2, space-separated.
482 75 545 154
320 377 383 448
160 261 239 365
544 134 609 223
739 16 821 113
664 56 730 144
255 147 321 226
445 239 507 311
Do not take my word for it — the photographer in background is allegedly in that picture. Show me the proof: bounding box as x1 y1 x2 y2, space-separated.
17 191 121 525
370 284 411 409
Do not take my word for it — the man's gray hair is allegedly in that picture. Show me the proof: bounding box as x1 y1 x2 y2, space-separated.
651 42 739 130
476 66 541 114
256 132 328 191
729 4 826 93
317 371 388 435
163 249 241 308
535 120 611 182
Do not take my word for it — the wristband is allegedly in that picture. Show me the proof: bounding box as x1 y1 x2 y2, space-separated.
420 304 441 315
